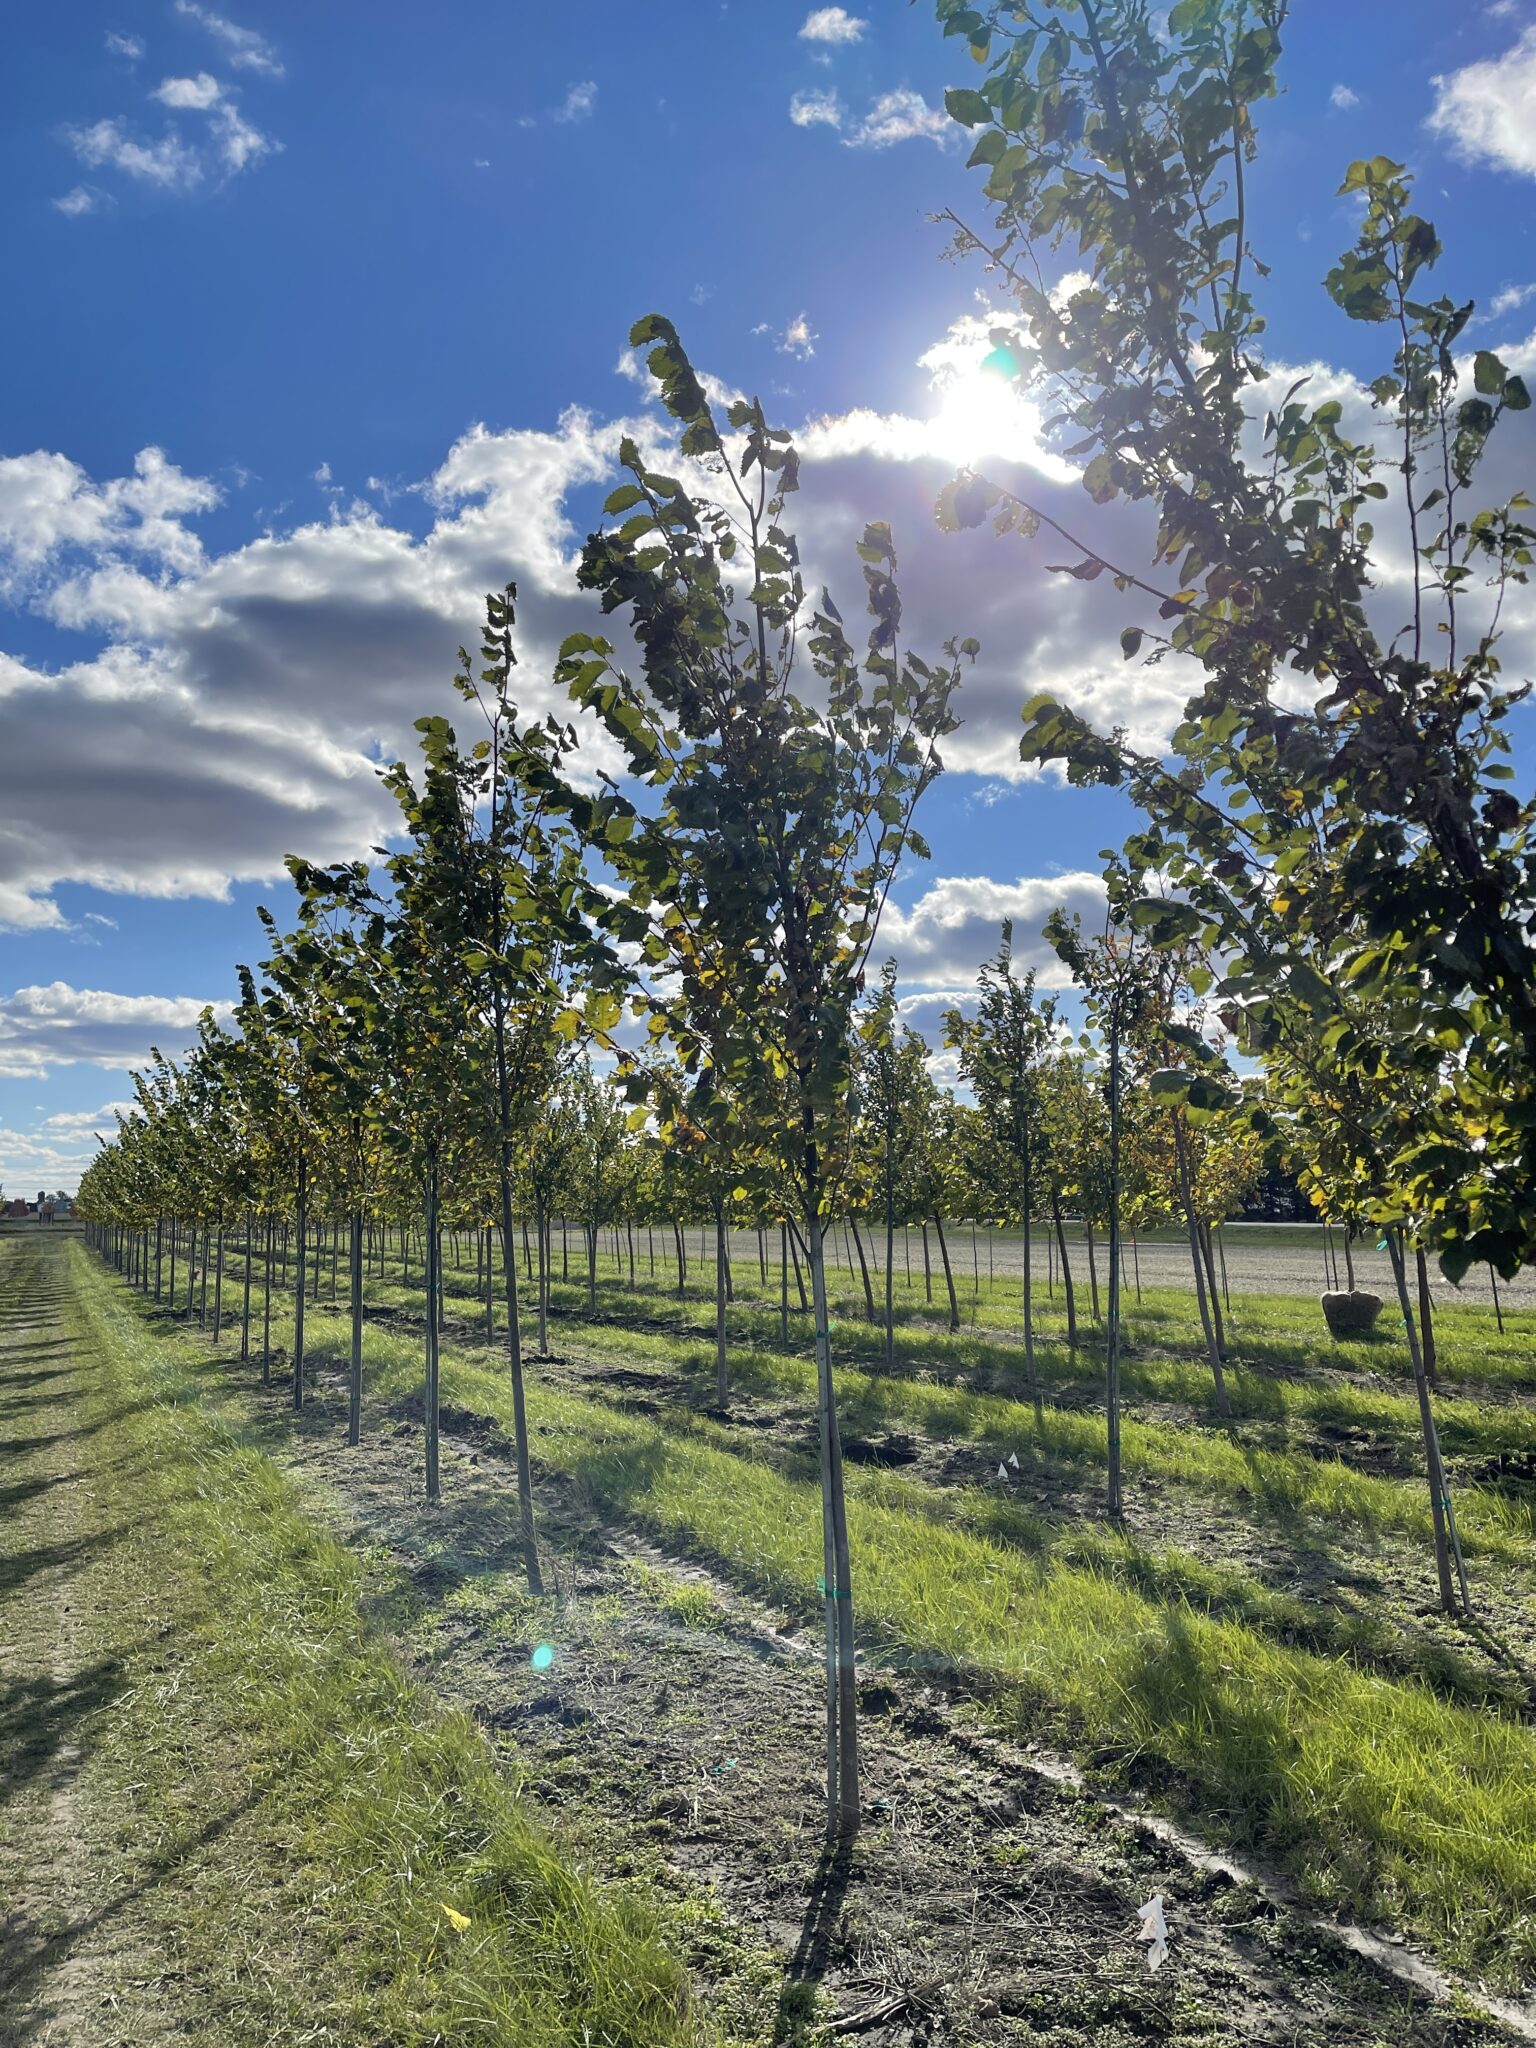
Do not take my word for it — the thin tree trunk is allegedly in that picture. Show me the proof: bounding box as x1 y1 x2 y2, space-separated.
586 1221 598 1314
1415 1245 1439 1388
849 1216 876 1322
262 1214 273 1386
1200 1220 1228 1359
920 1221 933 1304
932 1214 960 1333
292 1155 307 1412
714 1200 728 1410
212 1227 224 1336
169 1216 177 1313
1490 1263 1505 1334
1106 1022 1123 1519
781 1220 790 1346
808 1218 859 1838
1085 1218 1101 1323
673 1219 686 1297
424 1155 441 1505
155 1217 164 1302
491 992 541 1594
1387 1231 1467 1616
485 1226 495 1341
1132 1229 1142 1304
198 1226 209 1329
348 1208 364 1446
240 1207 252 1360
1022 1159 1042 1427
1174 1125 1228 1417
1052 1199 1078 1349
1343 1228 1357 1292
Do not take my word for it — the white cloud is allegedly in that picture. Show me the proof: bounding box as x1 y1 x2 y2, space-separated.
42 1101 136 1134
776 312 817 359
66 117 203 190
0 446 218 583
1329 84 1359 111
881 873 1108 990
154 71 223 109
1428 28 1536 177
0 984 232 1079
554 80 597 124
790 87 844 129
1490 281 1536 318
105 31 145 60
212 101 275 172
53 186 104 217
173 1 284 79
799 7 866 42
844 89 951 149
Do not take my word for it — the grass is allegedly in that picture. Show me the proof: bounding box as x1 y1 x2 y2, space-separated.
61 1242 707 2047
189 1280 1536 1990
106 1225 1536 1988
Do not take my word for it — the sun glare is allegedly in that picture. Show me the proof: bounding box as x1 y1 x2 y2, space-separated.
926 345 1075 478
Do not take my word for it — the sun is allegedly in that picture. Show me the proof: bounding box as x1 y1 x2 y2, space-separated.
927 346 1075 479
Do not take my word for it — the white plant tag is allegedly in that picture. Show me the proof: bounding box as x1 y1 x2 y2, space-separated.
1137 1894 1168 1973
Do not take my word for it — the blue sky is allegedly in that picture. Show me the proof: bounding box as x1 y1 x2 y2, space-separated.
2 0 1534 1191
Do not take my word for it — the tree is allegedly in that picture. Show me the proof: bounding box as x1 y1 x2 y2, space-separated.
549 317 970 1836
929 0 1535 1280
944 925 1060 1420
857 964 932 1370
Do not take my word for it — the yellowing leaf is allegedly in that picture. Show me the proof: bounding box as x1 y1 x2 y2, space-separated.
440 1903 472 1932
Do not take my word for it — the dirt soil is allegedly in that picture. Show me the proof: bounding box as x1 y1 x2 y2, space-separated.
217 1320 1531 2048
0 1230 174 2047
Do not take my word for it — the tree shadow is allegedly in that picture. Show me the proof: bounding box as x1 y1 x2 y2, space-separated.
0 1650 129 1807
773 1838 855 2045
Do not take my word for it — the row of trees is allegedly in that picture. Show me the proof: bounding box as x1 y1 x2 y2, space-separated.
79 0 1531 1828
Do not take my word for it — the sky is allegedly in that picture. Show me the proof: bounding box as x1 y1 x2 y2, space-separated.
2 0 1534 1193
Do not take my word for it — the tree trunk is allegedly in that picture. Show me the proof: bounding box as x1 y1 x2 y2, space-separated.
849 1217 876 1322
240 1208 252 1360
1343 1228 1357 1292
491 989 541 1594
714 1200 728 1410
1199 1220 1227 1358
586 1221 598 1314
920 1221 932 1304
1106 1023 1123 1519
212 1227 224 1336
932 1215 960 1333
536 1208 550 1355
169 1217 177 1314
348 1208 364 1447
424 1153 441 1505
155 1217 164 1303
883 1159 895 1373
1387 1232 1467 1616
484 1225 495 1342
1021 1158 1042 1427
673 1218 686 1297
781 1220 791 1347
1174 1124 1228 1417
1490 1263 1505 1335
198 1226 209 1328
292 1155 307 1413
1052 1199 1078 1349
1415 1244 1439 1387
1084 1219 1101 1323
262 1214 273 1386
808 1218 859 1838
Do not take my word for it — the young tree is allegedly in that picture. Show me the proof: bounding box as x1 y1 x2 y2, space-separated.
945 924 1060 1420
930 1 1535 1281
551 318 969 1836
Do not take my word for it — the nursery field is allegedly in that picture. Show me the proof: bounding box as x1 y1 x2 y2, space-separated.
7 1215 1536 2046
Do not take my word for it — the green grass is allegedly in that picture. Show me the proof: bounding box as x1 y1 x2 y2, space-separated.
66 1244 705 2048
211 1292 1536 1988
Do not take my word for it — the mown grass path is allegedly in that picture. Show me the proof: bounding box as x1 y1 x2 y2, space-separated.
0 1227 699 2047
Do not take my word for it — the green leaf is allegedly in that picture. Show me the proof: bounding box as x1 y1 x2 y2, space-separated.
944 86 991 126
1120 627 1144 660
1473 350 1506 397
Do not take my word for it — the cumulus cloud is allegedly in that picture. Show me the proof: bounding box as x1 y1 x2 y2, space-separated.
154 71 223 109
66 117 203 190
845 89 950 149
173 0 284 79
554 80 597 124
1428 28 1536 176
790 87 844 128
53 186 105 218
799 7 866 42
0 984 232 1079
880 873 1108 992
3 319 1528 938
